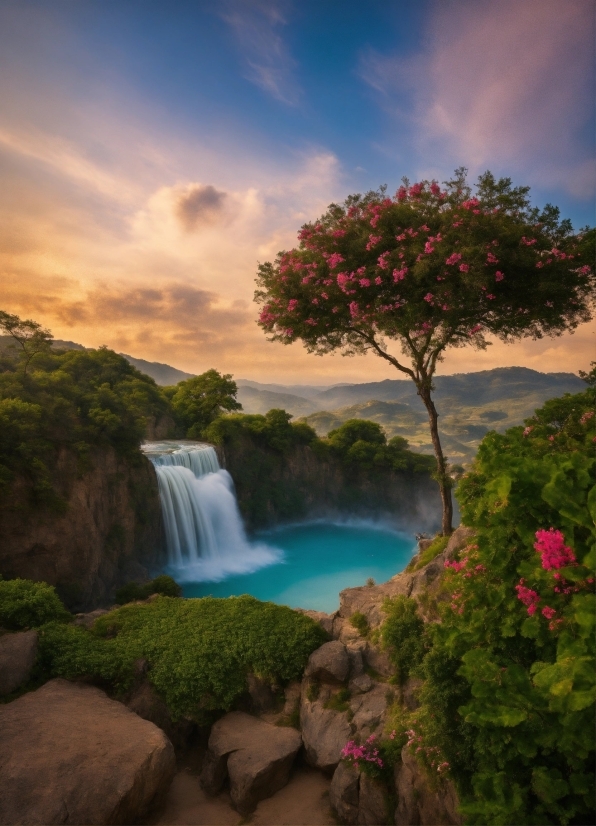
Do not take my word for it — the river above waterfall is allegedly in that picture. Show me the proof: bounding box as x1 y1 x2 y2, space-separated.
180 521 416 613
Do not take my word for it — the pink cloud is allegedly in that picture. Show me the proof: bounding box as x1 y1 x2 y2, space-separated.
362 0 595 198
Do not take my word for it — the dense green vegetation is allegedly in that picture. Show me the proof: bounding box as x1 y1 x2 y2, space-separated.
114 574 182 605
37 595 326 719
380 378 595 824
381 595 428 683
0 335 170 507
164 369 242 438
0 578 71 630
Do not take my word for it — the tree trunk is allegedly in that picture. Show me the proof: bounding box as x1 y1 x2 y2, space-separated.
417 385 453 536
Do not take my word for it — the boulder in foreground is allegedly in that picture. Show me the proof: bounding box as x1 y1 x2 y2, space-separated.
0 630 38 695
0 678 175 825
200 711 302 815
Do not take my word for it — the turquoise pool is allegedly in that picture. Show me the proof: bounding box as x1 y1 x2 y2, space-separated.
180 522 416 613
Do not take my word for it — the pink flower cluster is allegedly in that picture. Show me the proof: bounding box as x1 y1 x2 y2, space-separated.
515 580 540 615
341 735 383 769
445 253 462 266
523 426 534 437
580 410 594 424
520 236 537 246
534 528 576 570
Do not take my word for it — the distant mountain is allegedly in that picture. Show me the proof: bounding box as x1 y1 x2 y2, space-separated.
236 385 319 417
118 354 194 386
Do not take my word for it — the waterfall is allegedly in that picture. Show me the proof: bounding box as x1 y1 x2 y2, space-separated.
143 442 282 582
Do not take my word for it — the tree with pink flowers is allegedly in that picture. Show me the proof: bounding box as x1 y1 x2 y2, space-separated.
255 169 595 534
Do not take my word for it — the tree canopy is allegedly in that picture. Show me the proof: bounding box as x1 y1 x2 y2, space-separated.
166 369 242 438
255 169 595 533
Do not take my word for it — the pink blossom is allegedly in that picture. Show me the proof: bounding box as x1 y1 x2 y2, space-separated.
377 251 390 269
284 328 293 337
523 426 534 437
321 292 329 300
349 301 360 318
393 267 408 282
395 233 406 242
375 276 383 285
486 252 499 264
287 299 298 311
486 293 496 300
359 278 371 287
332 229 346 238
515 580 540 615
326 252 345 269
305 318 316 326
337 272 351 291
536 261 544 268
468 324 483 336
541 606 556 620
576 264 592 275
580 410 594 424
409 182 425 198
462 198 480 210
459 263 469 273
534 528 576 570
495 271 504 281
520 236 537 246
311 298 319 305
396 186 407 201
424 241 435 254
366 235 382 250
430 182 441 196
424 293 434 303
445 253 462 266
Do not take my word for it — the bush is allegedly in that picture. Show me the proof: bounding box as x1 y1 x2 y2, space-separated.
0 578 70 630
114 575 182 605
412 384 596 825
37 595 327 719
350 611 370 636
381 596 428 684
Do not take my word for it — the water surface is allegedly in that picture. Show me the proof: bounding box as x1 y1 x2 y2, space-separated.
181 522 416 613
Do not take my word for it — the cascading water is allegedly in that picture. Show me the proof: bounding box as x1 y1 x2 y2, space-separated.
142 441 282 582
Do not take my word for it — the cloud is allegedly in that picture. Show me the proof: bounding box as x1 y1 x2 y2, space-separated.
361 0 595 198
221 0 302 105
175 185 229 231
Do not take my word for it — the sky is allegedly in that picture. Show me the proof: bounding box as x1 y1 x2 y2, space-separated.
0 0 594 384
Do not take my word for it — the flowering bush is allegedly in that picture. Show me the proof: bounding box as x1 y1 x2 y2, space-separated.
341 730 405 781
411 383 596 825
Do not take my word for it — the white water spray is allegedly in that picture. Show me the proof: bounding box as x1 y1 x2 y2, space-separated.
143 442 282 582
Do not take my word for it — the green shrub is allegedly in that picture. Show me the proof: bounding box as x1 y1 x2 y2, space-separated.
381 596 427 684
407 535 449 572
114 574 181 605
350 611 370 637
0 578 70 630
37 595 326 719
413 384 596 825
325 687 351 712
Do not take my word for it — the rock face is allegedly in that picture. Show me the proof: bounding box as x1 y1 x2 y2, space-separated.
394 747 462 825
330 762 391 825
200 711 302 815
300 692 352 773
0 630 38 695
0 678 175 825
220 435 442 532
0 446 163 610
305 640 350 683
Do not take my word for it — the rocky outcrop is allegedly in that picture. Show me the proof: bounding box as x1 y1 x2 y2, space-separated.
0 630 38 695
200 711 302 815
0 446 163 610
0 678 175 825
394 746 462 825
305 640 350 683
300 691 353 772
330 763 391 825
220 435 442 532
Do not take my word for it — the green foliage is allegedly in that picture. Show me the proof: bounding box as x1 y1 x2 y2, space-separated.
350 611 370 637
412 386 596 824
407 535 449 572
0 578 71 630
167 369 242 438
114 575 182 605
381 596 428 684
37 595 326 719
0 311 53 376
326 419 435 474
204 408 316 454
324 687 351 712
0 321 171 507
